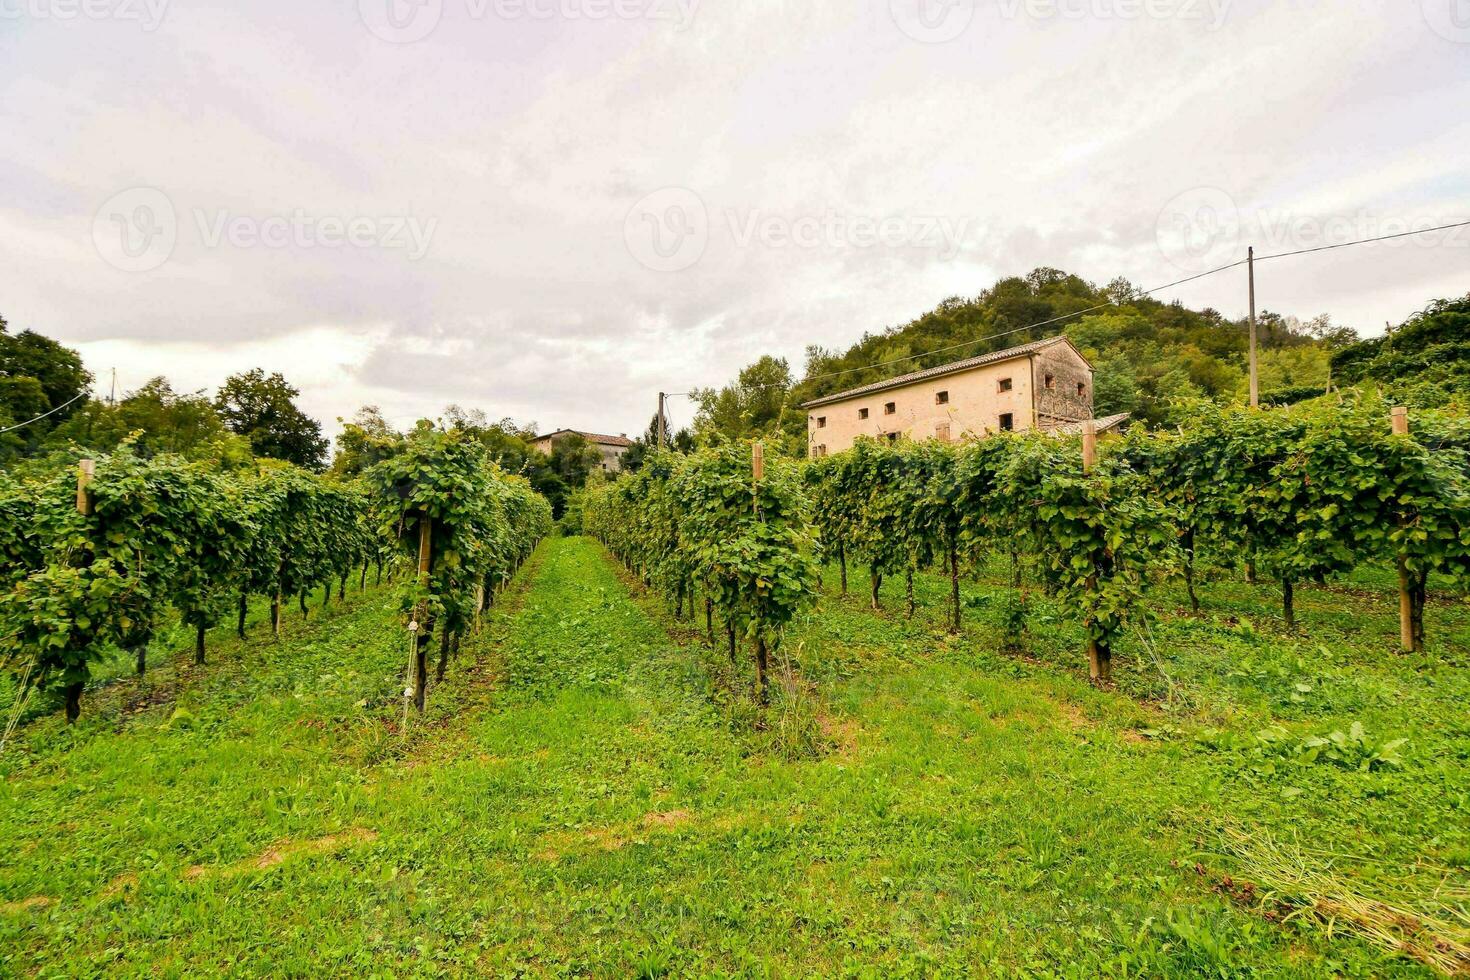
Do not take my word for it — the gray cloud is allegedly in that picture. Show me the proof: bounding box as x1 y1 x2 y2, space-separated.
1 0 1466 441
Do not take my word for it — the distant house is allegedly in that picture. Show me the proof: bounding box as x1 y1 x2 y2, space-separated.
800 335 1124 458
529 429 634 472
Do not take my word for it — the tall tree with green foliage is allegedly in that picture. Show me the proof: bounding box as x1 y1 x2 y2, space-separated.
215 369 328 470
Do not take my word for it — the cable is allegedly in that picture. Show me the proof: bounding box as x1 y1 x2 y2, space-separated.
1253 219 1470 263
740 256 1251 392
0 390 90 434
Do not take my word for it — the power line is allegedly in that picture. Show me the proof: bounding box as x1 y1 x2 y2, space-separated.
1253 219 1470 263
0 390 90 435
712 216 1467 396
741 256 1250 392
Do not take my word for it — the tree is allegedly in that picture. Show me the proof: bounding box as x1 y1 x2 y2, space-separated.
0 316 92 457
48 377 251 464
693 356 799 451
330 406 402 477
215 369 328 470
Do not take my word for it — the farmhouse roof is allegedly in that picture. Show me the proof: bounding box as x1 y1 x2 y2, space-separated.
1048 412 1132 436
799 335 1088 409
533 429 634 448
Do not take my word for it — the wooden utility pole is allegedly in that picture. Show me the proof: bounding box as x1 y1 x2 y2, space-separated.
1248 246 1259 408
75 459 95 515
1081 422 1110 685
1391 407 1417 653
657 392 667 451
413 515 433 712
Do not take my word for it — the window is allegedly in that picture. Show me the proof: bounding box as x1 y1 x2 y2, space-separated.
1044 374 1055 390
935 422 951 442
998 413 1014 432
884 402 896 415
858 407 869 420
885 432 899 444
1076 382 1087 397
997 377 1012 393
814 444 827 458
816 416 826 428
935 390 949 405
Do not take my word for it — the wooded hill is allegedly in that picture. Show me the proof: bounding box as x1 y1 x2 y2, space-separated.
790 268 1352 428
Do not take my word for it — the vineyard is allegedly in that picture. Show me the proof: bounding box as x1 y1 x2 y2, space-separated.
0 429 552 729
583 394 1470 698
3 396 1470 974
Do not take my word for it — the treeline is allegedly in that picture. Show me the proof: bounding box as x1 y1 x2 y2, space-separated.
1331 295 1470 406
0 429 551 724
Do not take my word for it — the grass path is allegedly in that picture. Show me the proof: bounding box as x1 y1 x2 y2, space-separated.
1 537 1447 975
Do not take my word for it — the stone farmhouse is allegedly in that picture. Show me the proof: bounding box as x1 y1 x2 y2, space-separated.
800 335 1126 458
529 429 633 473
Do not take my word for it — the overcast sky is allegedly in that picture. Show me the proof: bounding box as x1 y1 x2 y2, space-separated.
2 0 1466 441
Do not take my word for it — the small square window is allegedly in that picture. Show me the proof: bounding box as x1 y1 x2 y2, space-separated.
858 407 869 420
935 390 949 405
815 444 827 458
1044 374 1055 389
1076 382 1086 397
998 378 1013 393
816 416 826 428
935 422 951 442
998 413 1014 432
884 402 896 415
885 432 899 444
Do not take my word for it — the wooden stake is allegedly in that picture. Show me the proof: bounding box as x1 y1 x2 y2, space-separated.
752 441 764 482
76 459 95 515
414 515 433 712
1080 422 1107 682
1391 407 1415 652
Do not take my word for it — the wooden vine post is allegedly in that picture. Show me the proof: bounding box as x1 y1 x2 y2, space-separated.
75 459 95 515
1081 421 1110 685
413 514 433 712
1391 406 1419 653
751 441 769 708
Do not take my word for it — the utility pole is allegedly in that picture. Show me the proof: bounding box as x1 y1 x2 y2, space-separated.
657 392 666 451
1248 246 1259 409
109 368 117 406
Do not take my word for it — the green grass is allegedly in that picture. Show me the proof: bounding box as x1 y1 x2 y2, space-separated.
2 538 1467 975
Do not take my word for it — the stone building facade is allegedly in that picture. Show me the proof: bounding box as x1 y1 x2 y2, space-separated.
800 336 1100 458
529 430 633 473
